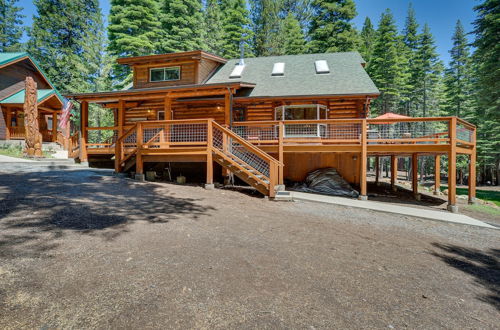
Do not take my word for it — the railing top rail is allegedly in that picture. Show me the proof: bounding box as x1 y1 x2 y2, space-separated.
233 119 365 126
212 121 283 166
116 124 138 143
456 118 476 129
367 116 456 124
86 126 118 131
141 119 212 125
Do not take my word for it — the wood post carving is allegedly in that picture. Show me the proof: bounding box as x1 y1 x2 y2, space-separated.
24 77 43 157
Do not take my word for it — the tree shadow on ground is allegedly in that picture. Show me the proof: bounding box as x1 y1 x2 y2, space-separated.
366 182 445 207
430 242 500 310
0 169 214 258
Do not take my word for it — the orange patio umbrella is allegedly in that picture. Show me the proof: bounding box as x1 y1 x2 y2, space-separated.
373 112 410 124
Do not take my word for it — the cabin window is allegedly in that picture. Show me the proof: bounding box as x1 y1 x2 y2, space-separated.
274 105 329 137
233 107 246 122
150 66 181 82
157 111 165 120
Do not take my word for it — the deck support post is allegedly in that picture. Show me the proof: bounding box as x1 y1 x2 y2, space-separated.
80 101 88 163
278 122 284 185
434 155 441 195
448 118 457 212
391 155 397 191
468 129 477 204
206 120 213 188
52 113 57 142
136 123 143 175
118 99 125 137
375 155 380 186
359 119 367 200
5 107 11 140
224 91 231 126
412 153 419 199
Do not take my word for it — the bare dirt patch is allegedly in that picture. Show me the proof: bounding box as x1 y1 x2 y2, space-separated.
0 167 498 328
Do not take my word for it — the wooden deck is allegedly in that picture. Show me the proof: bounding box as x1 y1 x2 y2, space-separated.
76 116 476 207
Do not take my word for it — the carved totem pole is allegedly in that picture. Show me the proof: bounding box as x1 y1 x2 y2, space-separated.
24 77 43 157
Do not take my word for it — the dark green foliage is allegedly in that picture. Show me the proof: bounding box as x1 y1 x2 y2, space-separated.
221 0 253 58
401 3 420 116
204 0 225 56
472 0 500 182
444 20 473 118
159 0 205 53
251 0 284 56
282 12 307 55
0 0 24 52
27 0 104 93
308 0 359 53
368 9 408 114
359 17 375 65
108 0 161 57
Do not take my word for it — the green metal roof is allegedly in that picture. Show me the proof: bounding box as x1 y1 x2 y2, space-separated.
0 52 64 105
0 89 56 104
206 52 380 98
0 52 28 66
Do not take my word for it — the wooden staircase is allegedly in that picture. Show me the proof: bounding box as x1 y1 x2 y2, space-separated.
113 120 282 197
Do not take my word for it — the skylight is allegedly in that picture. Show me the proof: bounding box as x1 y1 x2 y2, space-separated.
272 62 285 76
315 60 330 74
229 64 245 78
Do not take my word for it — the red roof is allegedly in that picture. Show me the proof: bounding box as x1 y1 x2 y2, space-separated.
374 112 410 120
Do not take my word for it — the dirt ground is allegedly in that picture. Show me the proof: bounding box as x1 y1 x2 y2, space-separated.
0 166 499 329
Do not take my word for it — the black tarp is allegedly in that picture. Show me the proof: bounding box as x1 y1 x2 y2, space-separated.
292 168 359 198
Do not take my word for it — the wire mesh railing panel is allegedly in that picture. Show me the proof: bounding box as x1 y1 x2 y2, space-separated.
324 123 362 140
232 125 278 141
367 121 449 142
456 124 473 142
123 131 137 148
143 123 208 146
284 123 324 138
228 138 270 178
87 129 117 148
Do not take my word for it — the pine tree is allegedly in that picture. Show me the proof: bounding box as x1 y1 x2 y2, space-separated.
108 0 161 57
359 17 375 65
0 0 24 52
159 0 206 53
281 12 306 55
251 0 285 56
220 0 253 59
308 0 359 53
401 3 420 116
413 24 443 118
27 0 104 93
472 0 500 184
444 20 473 118
204 0 225 56
368 9 408 114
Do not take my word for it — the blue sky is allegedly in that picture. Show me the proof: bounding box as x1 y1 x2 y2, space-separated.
19 0 477 65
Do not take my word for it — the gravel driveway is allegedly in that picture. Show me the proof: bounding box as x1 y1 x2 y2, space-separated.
0 166 498 329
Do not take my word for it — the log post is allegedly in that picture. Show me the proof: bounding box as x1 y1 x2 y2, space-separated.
80 101 89 163
224 91 231 126
136 122 143 175
278 121 284 185
359 119 367 200
5 107 11 140
412 153 419 199
468 128 477 204
23 77 43 157
391 155 397 191
434 155 441 195
205 120 214 189
52 113 57 142
118 99 125 137
375 155 380 185
448 118 457 212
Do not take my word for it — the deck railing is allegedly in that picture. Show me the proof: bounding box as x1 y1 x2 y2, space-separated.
86 126 119 149
232 117 475 147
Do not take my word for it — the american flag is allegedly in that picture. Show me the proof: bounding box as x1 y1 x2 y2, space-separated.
58 98 73 130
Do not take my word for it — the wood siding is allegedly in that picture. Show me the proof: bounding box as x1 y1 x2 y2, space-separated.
0 107 6 139
133 62 197 89
0 59 51 91
198 58 220 83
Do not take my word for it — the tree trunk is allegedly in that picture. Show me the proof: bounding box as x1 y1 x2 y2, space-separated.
23 77 42 157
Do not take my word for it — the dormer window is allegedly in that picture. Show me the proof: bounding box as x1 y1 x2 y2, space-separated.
150 66 180 82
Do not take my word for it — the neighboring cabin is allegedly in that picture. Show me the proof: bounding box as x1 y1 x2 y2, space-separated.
0 52 65 143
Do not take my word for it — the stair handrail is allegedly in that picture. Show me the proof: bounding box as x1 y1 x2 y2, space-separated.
114 123 138 172
212 121 282 196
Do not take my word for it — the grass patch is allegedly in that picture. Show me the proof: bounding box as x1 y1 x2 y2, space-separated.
0 144 23 158
440 186 500 206
465 204 500 216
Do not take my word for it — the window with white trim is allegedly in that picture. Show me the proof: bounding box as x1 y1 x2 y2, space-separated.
150 66 181 82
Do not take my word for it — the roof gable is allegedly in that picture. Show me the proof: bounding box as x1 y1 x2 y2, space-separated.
206 52 379 98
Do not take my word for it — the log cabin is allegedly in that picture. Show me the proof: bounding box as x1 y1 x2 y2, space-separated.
66 50 476 212
0 52 67 146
